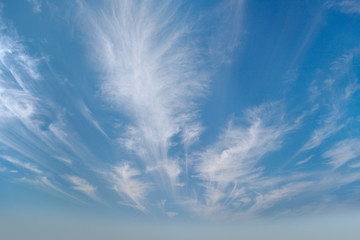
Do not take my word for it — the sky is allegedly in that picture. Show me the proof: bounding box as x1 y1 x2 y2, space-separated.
1 0 360 239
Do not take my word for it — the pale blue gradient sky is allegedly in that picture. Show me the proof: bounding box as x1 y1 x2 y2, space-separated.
0 0 360 237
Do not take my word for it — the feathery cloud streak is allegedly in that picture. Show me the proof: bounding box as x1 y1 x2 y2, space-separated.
1 0 360 221
109 163 152 213
186 102 295 217
66 175 100 201
328 0 360 14
323 138 360 169
300 49 360 153
1 155 42 174
0 11 98 204
82 0 208 193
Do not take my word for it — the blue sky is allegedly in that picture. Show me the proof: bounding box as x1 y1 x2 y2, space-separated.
1 0 360 236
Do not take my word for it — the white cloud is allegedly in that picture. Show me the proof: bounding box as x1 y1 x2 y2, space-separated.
108 163 152 213
323 138 360 169
349 162 360 168
0 0 359 220
0 16 53 154
300 106 345 152
0 88 37 122
0 28 97 172
181 94 360 219
296 155 312 166
181 123 204 148
1 155 42 174
0 12 107 211
190 102 294 217
248 181 313 213
301 49 360 153
19 175 85 203
80 0 209 192
166 211 178 218
328 0 360 14
26 0 42 13
40 176 62 193
78 100 108 138
208 0 246 64
344 80 360 99
54 156 72 165
182 123 204 177
66 175 100 201
330 51 356 75
0 21 40 126
145 160 182 188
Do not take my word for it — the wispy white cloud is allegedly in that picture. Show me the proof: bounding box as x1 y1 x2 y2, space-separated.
0 16 52 155
40 176 65 194
165 211 178 218
182 96 360 219
344 79 360 99
65 175 100 201
248 181 313 214
189 102 294 217
18 175 84 203
145 161 182 191
300 49 360 153
0 87 38 123
323 138 360 169
181 123 204 148
0 20 41 126
1 155 42 174
26 0 42 13
1 0 359 220
300 105 345 152
78 100 108 138
237 169 360 218
81 0 208 192
54 156 72 165
349 162 360 168
327 0 360 14
107 163 152 213
208 0 246 64
0 11 97 162
330 50 357 75
182 123 204 177
0 35 95 174
0 11 101 207
296 155 313 166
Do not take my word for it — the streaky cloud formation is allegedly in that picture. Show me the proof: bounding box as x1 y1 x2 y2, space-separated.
0 9 97 203
0 0 360 224
1 155 42 174
26 0 42 13
299 48 360 153
109 162 152 213
188 102 294 217
81 0 208 195
296 155 313 166
323 138 360 169
65 175 100 202
328 0 360 14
